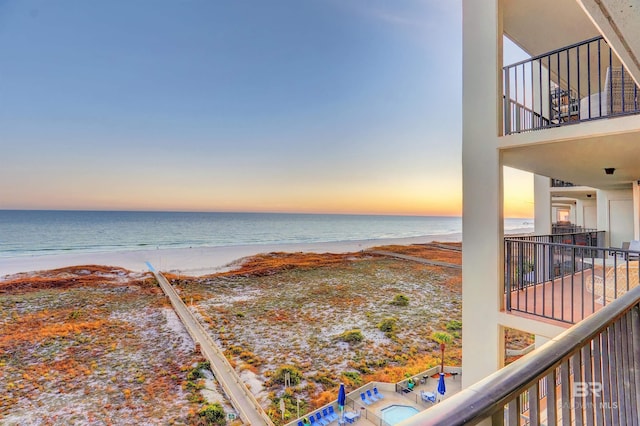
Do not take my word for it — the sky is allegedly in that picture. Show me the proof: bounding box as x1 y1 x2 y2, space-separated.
0 0 533 217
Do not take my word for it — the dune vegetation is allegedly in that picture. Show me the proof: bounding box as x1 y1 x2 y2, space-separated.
1 243 532 425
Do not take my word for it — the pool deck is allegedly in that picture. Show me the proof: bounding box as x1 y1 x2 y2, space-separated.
342 374 463 425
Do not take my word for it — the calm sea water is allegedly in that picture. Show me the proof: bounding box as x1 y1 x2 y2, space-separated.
0 210 533 258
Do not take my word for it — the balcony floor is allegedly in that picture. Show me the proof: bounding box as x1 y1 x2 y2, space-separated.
507 273 605 324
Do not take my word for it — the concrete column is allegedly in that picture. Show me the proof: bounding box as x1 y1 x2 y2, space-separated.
461 0 504 389
575 200 584 228
596 189 610 247
534 175 551 234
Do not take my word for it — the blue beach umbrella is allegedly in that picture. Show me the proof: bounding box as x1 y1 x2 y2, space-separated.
337 383 346 420
437 372 446 398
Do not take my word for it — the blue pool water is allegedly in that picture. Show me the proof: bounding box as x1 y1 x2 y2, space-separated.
381 405 420 425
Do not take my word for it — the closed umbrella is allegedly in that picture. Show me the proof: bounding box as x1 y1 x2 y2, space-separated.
338 383 346 422
437 372 446 399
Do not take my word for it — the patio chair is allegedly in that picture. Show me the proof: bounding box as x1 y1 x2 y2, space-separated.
579 66 638 119
586 260 640 302
628 240 640 260
373 387 384 399
327 406 338 421
366 389 379 401
322 408 334 423
360 392 373 405
316 412 329 426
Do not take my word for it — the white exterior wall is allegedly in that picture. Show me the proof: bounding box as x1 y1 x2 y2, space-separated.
534 175 551 234
462 0 504 388
597 189 634 248
581 198 597 229
575 200 585 227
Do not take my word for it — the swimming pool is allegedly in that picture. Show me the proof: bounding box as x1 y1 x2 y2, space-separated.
380 405 420 425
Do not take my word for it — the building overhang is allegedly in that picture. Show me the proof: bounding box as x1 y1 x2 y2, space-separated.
550 187 597 201
500 116 640 191
577 0 640 86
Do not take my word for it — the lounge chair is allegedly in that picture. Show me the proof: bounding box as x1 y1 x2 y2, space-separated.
628 240 640 260
316 412 329 426
327 406 338 421
373 387 384 399
323 408 336 422
298 422 304 426
360 392 373 405
309 415 317 425
366 389 379 401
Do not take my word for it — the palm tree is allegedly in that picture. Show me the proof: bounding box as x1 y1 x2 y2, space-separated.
431 332 453 373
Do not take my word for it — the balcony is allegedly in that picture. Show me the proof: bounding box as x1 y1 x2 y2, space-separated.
503 232 640 325
551 223 596 235
398 284 640 425
504 36 640 135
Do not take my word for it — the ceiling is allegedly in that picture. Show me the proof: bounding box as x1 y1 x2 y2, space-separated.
578 0 640 86
503 0 600 57
502 128 640 190
503 0 640 87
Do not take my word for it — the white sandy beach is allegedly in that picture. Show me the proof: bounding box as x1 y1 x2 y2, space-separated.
0 233 463 278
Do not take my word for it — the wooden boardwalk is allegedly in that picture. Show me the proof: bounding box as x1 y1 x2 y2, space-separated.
147 262 273 425
368 251 461 270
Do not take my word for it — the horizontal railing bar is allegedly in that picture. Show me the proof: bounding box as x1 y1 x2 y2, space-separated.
503 35 604 70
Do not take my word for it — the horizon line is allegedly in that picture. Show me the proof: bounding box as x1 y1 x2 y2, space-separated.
0 208 533 220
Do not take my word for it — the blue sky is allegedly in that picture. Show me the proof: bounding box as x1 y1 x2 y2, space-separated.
0 0 532 216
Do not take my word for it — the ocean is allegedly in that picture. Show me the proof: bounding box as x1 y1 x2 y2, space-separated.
0 210 533 258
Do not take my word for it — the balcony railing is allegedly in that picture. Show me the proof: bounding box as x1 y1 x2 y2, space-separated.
550 179 575 187
551 224 597 234
504 36 640 135
503 232 640 324
398 285 640 426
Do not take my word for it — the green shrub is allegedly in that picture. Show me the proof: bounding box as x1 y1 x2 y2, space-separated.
391 294 409 306
337 329 364 343
445 320 462 331
431 331 453 345
311 372 336 387
342 371 363 385
187 361 211 380
272 365 303 386
198 403 226 425
377 317 398 333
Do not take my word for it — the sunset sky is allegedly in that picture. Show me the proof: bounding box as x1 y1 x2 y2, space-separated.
0 0 533 217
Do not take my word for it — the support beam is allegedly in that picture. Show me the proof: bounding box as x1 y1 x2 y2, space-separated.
462 0 504 389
